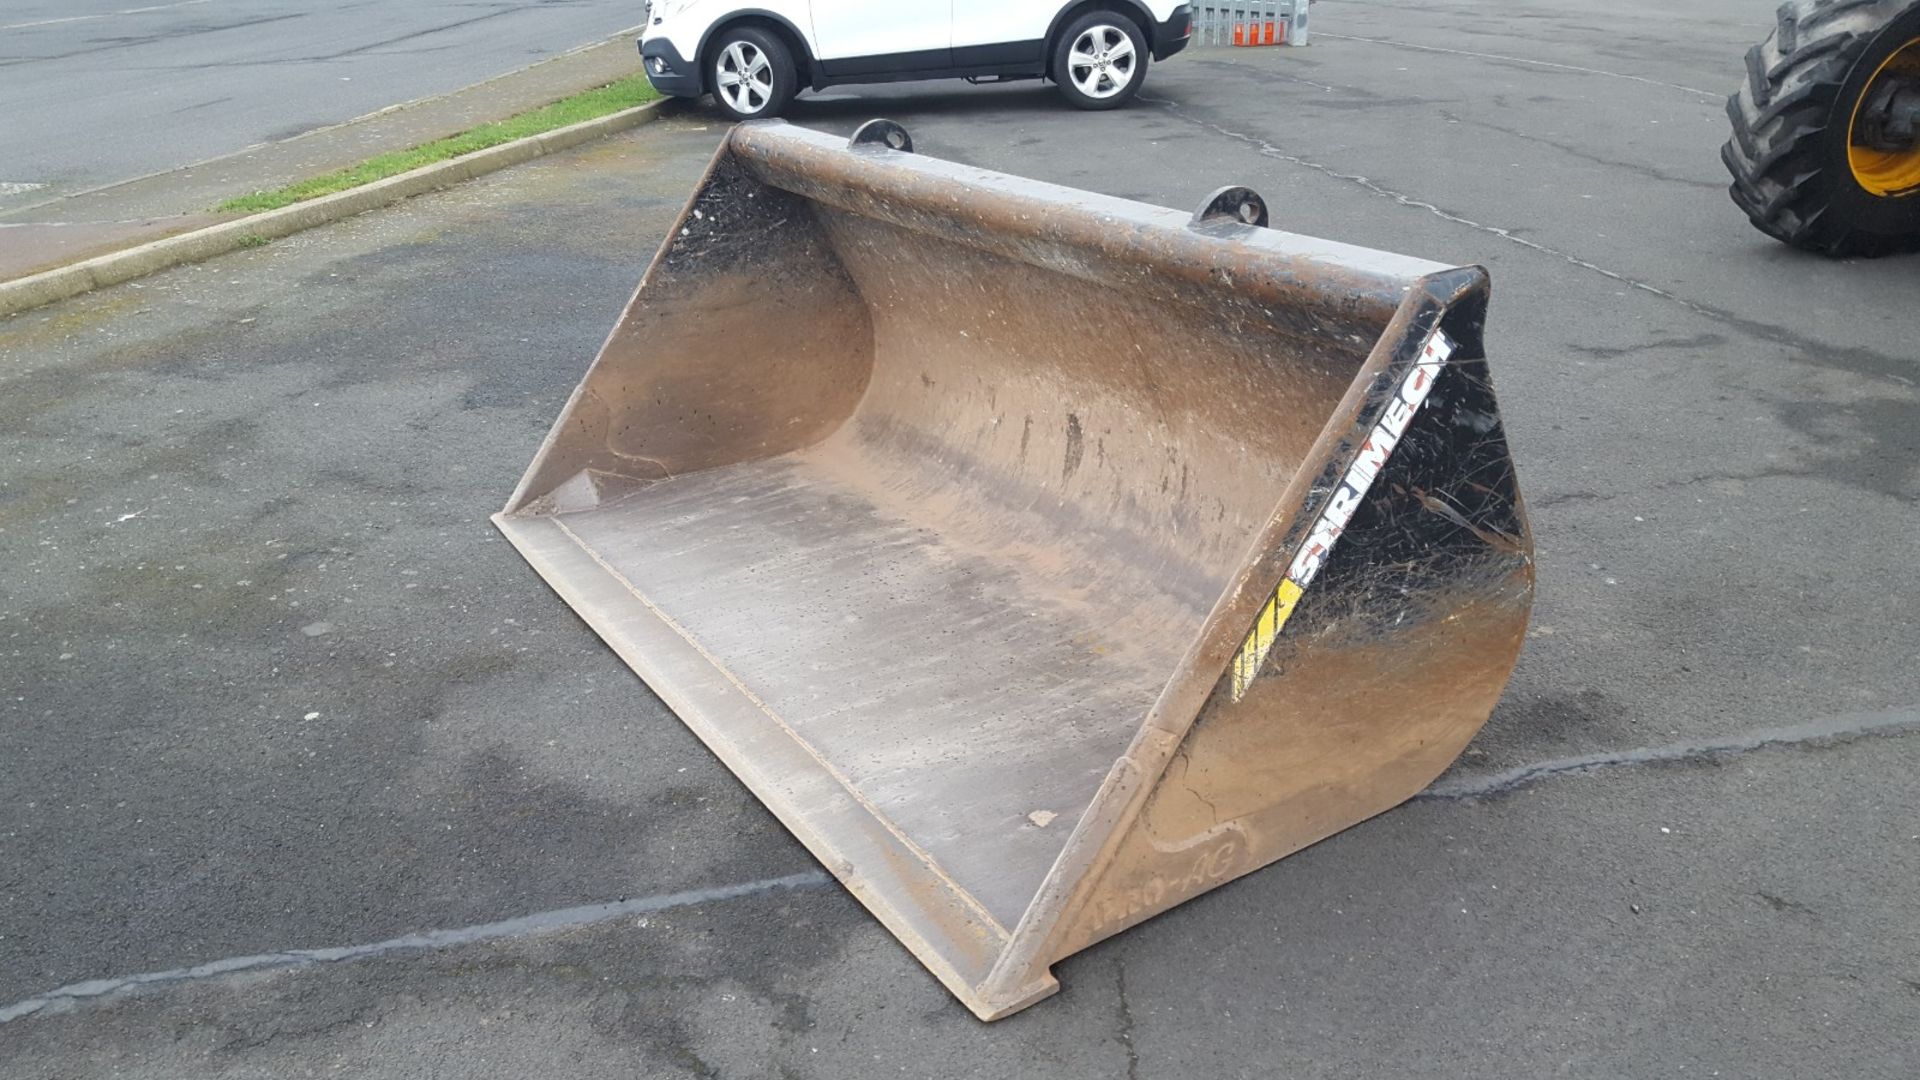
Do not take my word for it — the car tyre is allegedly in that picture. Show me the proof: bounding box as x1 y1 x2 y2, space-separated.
708 25 797 121
1053 11 1149 110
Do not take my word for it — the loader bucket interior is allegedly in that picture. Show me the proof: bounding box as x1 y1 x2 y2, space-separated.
495 120 1534 1020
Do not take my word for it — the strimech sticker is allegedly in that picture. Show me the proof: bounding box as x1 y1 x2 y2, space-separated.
1229 328 1455 701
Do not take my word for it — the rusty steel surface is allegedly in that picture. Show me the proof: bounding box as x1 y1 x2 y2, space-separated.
494 119 1534 1020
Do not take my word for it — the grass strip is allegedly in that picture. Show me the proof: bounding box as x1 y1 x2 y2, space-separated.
216 75 661 213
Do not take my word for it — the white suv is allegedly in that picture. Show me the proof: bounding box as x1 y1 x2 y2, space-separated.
639 2 1194 119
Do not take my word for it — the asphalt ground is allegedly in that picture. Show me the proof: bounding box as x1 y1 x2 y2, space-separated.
3 0 1918 1076
0 0 642 210
0 32 650 285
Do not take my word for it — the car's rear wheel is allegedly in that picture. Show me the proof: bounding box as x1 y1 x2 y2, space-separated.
708 26 797 121
1054 12 1148 110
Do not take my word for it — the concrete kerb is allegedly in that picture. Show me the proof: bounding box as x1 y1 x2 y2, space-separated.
0 98 674 320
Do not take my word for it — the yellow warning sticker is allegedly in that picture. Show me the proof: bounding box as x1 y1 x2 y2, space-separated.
1229 579 1305 700
1228 329 1454 702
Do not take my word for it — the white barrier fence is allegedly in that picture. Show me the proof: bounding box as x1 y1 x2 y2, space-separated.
1190 1 1311 47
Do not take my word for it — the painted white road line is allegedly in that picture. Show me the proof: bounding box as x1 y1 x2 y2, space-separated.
1 0 218 33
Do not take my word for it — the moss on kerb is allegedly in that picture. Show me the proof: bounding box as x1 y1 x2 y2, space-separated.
217 76 662 213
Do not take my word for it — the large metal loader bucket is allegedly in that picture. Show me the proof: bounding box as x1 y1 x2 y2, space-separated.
495 120 1534 1020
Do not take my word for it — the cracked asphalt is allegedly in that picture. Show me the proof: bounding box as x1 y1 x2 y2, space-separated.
3 0 1918 1075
